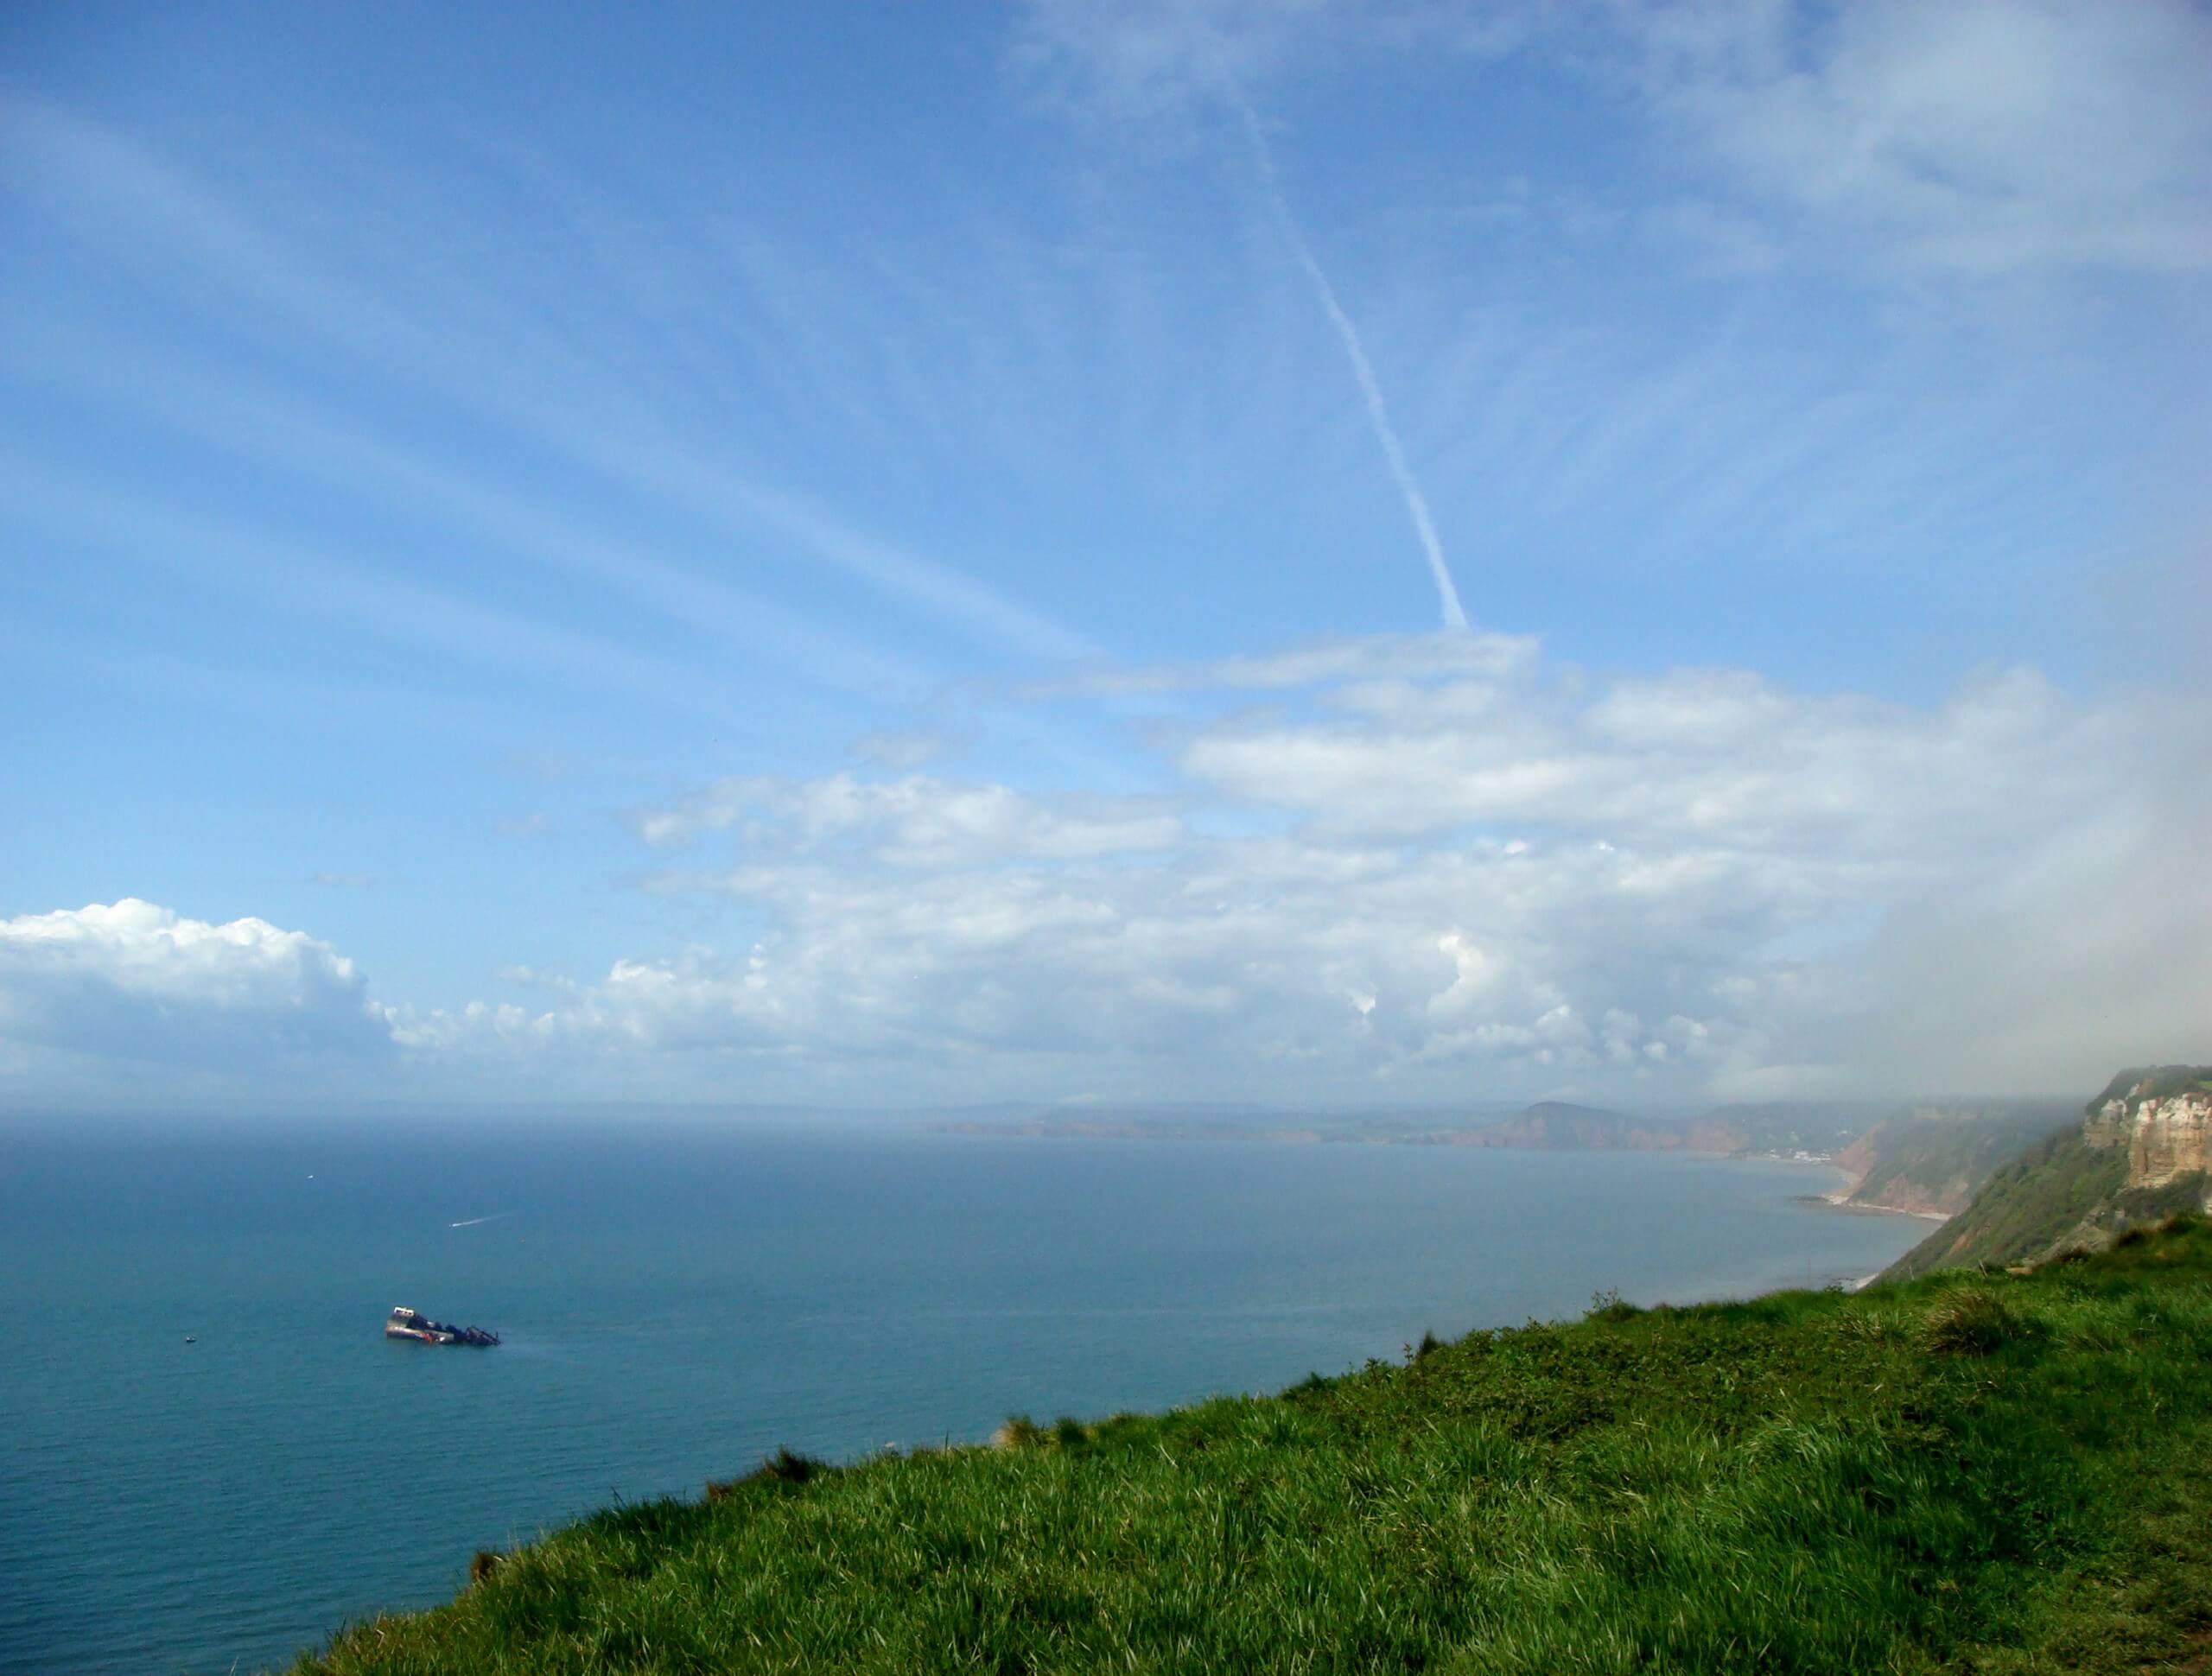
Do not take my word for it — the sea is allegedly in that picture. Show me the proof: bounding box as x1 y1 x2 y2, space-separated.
0 1116 1929 1676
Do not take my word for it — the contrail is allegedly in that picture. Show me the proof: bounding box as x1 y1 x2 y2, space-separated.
1230 97 1469 631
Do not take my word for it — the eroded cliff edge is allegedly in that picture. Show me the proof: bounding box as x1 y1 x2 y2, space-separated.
1883 1065 2212 1280
2083 1067 2212 1186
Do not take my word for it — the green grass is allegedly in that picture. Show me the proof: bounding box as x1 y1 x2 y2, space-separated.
1884 1127 2133 1281
292 1222 2212 1674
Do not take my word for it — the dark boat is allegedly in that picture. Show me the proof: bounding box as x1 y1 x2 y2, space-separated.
385 1305 499 1347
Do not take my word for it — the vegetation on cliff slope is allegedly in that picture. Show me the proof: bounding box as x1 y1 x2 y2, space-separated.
296 1222 2212 1675
1881 1127 2129 1281
1834 1101 2078 1218
1885 1070 2212 1282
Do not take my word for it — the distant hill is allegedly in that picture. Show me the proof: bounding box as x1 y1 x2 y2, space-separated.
931 1099 2077 1199
1882 1067 2212 1280
1446 1101 2075 1216
1438 1100 1895 1156
1683 1102 1887 1159
1444 1101 1679 1150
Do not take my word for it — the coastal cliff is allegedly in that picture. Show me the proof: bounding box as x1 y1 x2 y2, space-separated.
936 1098 2072 1222
2083 1067 2212 1186
1827 1101 2077 1218
1883 1065 2212 1281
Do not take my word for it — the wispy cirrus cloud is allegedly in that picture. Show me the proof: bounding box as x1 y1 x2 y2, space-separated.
1 341 928 699
634 774 1183 864
1013 0 2212 280
1008 0 1535 132
0 460 763 732
1023 630 1536 697
0 92 1095 673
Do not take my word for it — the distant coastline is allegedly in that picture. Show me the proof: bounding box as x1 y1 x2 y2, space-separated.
1812 1184 1952 1222
933 1100 2056 1230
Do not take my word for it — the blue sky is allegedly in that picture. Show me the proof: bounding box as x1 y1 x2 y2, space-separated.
3 0 2208 1113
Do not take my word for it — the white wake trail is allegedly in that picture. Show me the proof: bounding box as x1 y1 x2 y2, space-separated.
1232 98 1468 631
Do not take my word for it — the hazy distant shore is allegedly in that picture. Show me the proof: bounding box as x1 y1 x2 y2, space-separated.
1814 1186 1953 1222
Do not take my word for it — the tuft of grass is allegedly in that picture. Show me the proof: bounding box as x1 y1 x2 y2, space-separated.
1828 1305 1907 1345
1585 1286 1643 1324
990 1413 1043 1450
293 1219 2212 1676
1919 1285 2044 1355
705 1445 829 1501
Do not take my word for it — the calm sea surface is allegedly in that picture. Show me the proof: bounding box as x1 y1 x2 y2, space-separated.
0 1118 1926 1675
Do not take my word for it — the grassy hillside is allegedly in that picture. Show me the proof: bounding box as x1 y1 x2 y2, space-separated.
295 1223 2212 1675
1839 1101 2081 1218
1879 1070 2212 1279
1881 1127 2130 1280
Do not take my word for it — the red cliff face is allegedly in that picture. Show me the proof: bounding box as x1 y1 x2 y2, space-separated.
1831 1128 1885 1186
1825 1121 1981 1217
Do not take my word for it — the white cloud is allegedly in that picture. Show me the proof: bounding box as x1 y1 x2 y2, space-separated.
635 773 1183 865
1014 0 2212 278
1181 660 2104 871
468 828 1788 1098
400 631 2198 1104
0 899 393 1072
1024 631 1539 697
1623 0 2212 274
9 638 2199 1108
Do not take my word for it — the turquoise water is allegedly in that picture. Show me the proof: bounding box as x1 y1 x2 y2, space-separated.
0 1119 1925 1675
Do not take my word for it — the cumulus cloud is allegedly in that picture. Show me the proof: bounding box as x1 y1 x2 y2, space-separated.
396 633 2203 1104
1184 662 2107 860
11 639 2199 1108
0 898 394 1074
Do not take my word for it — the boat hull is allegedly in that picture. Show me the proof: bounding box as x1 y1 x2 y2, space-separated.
385 1308 498 1347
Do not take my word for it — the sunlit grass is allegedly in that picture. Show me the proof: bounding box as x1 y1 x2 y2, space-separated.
293 1220 2212 1673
